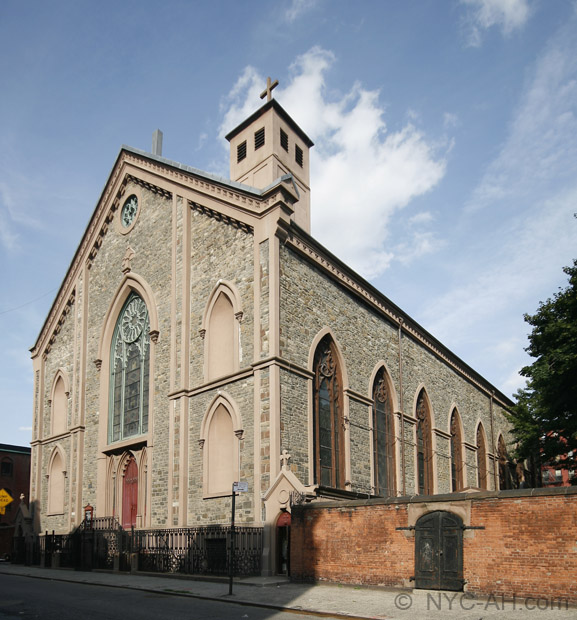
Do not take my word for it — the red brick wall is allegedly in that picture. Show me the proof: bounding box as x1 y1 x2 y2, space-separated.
290 488 577 603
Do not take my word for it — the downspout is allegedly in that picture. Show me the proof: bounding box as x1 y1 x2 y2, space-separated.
398 319 406 496
490 390 498 490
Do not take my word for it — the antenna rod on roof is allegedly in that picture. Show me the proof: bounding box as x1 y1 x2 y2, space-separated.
152 129 163 156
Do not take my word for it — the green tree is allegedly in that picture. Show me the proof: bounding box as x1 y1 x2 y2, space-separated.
510 260 577 475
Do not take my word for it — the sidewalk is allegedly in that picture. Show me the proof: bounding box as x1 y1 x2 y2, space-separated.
0 563 574 620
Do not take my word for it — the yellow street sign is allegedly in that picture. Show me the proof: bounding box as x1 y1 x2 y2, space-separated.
0 489 14 508
0 506 5 515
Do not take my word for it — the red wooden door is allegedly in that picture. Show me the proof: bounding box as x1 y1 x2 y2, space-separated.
122 457 138 530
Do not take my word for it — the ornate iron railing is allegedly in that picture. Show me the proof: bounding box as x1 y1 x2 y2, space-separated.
133 525 263 576
17 523 263 576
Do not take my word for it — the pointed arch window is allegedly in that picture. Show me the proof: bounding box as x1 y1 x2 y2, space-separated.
48 451 65 515
372 367 395 497
450 409 463 492
416 390 433 495
476 424 488 489
207 292 235 380
52 376 67 436
498 436 513 490
109 294 150 443
313 336 345 489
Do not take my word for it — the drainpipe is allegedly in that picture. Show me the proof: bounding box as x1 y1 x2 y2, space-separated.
490 390 498 490
398 319 406 496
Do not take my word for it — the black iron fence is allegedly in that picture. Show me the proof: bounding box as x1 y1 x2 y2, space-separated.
134 525 262 576
13 523 263 577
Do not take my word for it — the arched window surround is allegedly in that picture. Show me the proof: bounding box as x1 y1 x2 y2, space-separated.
497 434 513 490
475 421 488 490
47 446 67 516
199 393 244 498
449 407 464 492
200 280 243 382
50 369 70 437
308 329 349 490
414 387 435 496
96 273 158 452
369 363 398 497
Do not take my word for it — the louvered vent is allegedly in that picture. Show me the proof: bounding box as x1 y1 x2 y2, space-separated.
254 127 265 150
280 128 289 152
237 141 247 163
295 144 303 167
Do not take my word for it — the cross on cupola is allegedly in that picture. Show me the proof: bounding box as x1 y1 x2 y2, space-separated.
260 76 279 102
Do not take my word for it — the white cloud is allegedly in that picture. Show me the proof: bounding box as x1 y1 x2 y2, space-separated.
220 47 447 279
460 0 532 47
415 13 577 395
284 0 321 23
467 15 577 212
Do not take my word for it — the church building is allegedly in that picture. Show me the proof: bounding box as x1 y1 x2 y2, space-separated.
29 82 513 575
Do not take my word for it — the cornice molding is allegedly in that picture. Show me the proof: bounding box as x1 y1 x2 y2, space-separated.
277 220 513 410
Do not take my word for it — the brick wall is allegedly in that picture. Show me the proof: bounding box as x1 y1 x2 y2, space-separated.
290 487 577 603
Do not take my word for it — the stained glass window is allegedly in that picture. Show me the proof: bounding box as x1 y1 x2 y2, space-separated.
373 368 395 496
109 294 150 443
450 410 463 492
477 424 487 489
416 390 433 495
313 336 344 489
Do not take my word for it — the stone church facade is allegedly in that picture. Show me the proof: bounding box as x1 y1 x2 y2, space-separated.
30 92 513 575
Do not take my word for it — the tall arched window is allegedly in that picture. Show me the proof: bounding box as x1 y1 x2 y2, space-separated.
372 367 395 497
52 375 67 436
313 335 345 489
48 451 65 514
498 436 513 490
200 396 242 498
207 292 235 380
415 390 433 495
109 293 150 443
450 409 463 492
476 424 488 489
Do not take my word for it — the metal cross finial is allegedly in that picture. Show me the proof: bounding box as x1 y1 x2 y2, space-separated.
260 76 279 102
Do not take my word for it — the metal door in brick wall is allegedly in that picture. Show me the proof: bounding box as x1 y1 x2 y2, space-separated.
415 511 463 591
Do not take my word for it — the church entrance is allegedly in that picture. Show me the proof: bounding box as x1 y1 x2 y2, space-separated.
415 511 463 591
122 456 138 530
276 511 291 575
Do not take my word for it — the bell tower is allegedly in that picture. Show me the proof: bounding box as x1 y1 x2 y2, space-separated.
225 78 314 232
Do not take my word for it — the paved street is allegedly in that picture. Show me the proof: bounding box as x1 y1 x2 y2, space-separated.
0 564 574 620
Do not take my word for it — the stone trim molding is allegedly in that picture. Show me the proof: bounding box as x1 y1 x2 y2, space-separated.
277 218 512 410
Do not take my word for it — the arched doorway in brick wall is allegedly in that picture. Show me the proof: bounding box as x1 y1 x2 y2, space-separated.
276 511 291 575
415 511 463 591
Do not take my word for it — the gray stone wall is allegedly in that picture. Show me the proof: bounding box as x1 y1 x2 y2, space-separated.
84 180 173 522
279 244 512 497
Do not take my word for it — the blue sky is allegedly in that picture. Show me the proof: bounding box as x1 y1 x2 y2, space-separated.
1 0 576 447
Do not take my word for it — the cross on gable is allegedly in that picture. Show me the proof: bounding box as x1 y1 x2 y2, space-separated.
260 76 279 102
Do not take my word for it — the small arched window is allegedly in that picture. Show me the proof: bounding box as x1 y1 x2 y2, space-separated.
372 367 395 497
109 293 150 443
313 335 345 489
450 409 463 492
476 424 488 489
416 390 433 495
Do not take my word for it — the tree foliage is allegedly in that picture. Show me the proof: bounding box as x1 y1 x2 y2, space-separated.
509 260 577 472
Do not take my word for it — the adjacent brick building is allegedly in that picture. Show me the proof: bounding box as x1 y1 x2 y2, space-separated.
0 444 31 558
30 91 513 576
